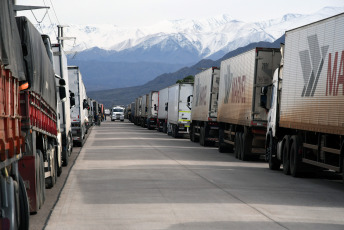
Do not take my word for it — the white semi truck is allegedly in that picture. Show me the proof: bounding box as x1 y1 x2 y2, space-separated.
52 43 73 166
157 87 169 133
265 13 344 178
217 48 281 159
146 91 159 130
189 67 220 146
167 83 193 138
68 66 88 147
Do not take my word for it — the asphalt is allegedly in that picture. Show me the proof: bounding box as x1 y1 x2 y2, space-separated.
44 120 344 230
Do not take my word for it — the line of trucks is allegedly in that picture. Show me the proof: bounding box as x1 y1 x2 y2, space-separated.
131 13 344 180
0 2 104 229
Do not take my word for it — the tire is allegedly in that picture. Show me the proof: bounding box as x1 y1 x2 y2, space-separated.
46 146 57 189
18 174 30 230
242 131 253 161
200 126 205 146
268 134 281 170
234 133 239 159
238 132 243 160
282 136 290 175
290 135 302 177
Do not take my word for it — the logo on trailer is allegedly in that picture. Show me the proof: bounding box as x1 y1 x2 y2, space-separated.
326 50 344 96
299 34 329 97
224 64 245 104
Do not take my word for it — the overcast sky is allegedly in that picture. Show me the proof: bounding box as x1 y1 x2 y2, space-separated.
16 0 344 27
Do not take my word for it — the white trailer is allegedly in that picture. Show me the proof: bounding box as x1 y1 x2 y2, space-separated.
157 87 169 132
140 94 148 127
146 91 159 130
190 67 220 146
266 13 344 179
217 48 281 159
68 66 88 146
52 43 73 166
134 96 142 126
167 83 193 138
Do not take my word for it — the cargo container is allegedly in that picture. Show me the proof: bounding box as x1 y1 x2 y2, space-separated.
146 91 159 130
157 87 169 132
217 48 281 159
134 96 142 126
167 83 193 137
68 66 88 146
265 13 344 179
189 67 220 146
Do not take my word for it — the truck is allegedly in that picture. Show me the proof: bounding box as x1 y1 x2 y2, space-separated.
217 48 281 159
68 66 88 146
167 83 193 138
265 13 344 179
157 87 169 133
146 91 159 130
134 97 142 126
111 106 125 121
0 2 29 228
189 67 220 146
140 94 148 127
17 16 67 214
129 102 135 123
52 43 73 166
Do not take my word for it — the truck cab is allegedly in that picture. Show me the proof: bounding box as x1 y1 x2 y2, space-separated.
111 106 125 121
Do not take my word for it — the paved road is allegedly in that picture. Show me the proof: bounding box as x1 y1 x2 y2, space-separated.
45 120 344 230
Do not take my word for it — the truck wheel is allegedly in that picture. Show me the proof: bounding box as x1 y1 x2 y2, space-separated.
290 135 302 177
200 126 205 146
268 134 280 170
18 174 29 230
46 147 57 189
282 136 290 175
234 133 239 159
241 132 251 161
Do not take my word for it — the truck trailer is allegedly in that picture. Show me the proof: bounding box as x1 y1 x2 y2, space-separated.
17 16 67 213
167 83 193 138
134 96 142 126
189 67 220 146
157 87 169 133
265 13 344 179
0 1 29 228
146 91 158 130
217 48 281 159
140 94 148 127
68 66 88 146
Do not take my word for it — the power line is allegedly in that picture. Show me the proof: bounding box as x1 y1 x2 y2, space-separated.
42 0 58 41
49 0 61 25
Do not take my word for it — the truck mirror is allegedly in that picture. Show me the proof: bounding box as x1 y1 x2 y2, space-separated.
260 86 271 110
154 104 157 111
165 102 168 111
187 95 193 110
69 91 75 97
59 86 66 100
83 99 89 110
145 107 148 112
59 79 66 86
70 97 75 108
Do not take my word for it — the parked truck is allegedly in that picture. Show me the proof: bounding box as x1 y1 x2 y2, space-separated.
189 67 220 146
135 97 142 126
217 48 281 159
265 13 344 178
167 83 193 137
140 94 148 127
146 91 159 130
16 16 67 214
0 1 29 228
52 43 73 166
68 66 88 146
157 87 169 132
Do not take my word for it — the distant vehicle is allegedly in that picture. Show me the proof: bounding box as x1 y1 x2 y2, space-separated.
105 109 110 115
111 106 125 121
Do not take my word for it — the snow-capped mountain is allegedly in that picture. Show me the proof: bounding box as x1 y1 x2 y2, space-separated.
40 6 343 62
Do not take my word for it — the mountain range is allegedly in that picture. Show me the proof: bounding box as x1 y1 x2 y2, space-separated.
40 6 344 102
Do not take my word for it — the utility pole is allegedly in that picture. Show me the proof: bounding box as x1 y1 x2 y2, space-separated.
57 25 76 48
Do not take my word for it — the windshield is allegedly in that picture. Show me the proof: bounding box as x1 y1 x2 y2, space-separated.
113 108 123 112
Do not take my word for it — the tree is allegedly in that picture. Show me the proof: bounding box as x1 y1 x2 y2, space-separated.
176 75 194 83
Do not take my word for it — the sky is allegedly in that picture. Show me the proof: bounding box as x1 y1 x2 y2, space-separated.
16 0 344 27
